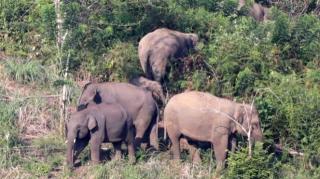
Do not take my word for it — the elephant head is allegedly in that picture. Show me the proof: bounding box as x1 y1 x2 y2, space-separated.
233 104 263 141
66 110 98 167
77 83 101 111
187 33 199 50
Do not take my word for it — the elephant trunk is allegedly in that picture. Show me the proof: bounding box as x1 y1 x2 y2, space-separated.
66 138 75 168
253 130 263 141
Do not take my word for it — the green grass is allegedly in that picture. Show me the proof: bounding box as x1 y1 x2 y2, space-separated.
3 58 48 84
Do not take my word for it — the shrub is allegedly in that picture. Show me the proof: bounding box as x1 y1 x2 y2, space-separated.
224 142 277 179
256 72 320 155
235 67 255 96
208 16 273 96
90 42 141 82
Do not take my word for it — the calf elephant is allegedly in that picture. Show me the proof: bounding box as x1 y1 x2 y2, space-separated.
138 28 198 82
66 103 135 168
78 82 159 150
164 91 263 173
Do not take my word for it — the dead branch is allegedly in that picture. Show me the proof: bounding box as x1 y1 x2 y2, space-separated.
274 144 304 157
0 94 60 101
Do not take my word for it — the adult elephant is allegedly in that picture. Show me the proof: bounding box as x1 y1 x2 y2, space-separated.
66 103 135 168
78 82 159 150
164 91 263 173
238 0 270 22
138 28 199 83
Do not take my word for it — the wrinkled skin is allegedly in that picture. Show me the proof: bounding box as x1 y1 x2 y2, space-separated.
129 76 166 104
238 0 270 22
164 91 263 173
138 28 198 83
66 103 135 168
78 82 159 150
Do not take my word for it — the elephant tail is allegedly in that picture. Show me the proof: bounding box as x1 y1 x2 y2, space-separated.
155 102 160 143
144 52 154 80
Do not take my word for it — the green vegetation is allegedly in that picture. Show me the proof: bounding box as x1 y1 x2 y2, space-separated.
1 0 320 178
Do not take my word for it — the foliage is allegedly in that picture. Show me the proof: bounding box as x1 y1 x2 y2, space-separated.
3 58 49 84
256 72 320 155
224 142 277 179
93 42 141 82
0 100 20 168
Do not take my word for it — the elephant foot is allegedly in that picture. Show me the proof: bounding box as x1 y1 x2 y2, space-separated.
128 156 136 164
169 158 181 166
191 150 201 164
134 137 142 149
114 153 122 161
91 160 101 165
214 161 225 177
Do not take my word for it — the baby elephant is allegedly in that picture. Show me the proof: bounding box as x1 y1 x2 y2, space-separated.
66 103 135 168
164 91 263 173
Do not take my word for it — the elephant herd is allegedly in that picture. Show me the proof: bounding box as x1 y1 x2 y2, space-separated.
66 27 263 173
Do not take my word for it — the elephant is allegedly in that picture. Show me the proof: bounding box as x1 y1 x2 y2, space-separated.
66 103 135 168
138 28 199 83
129 76 166 104
77 82 159 150
164 91 263 173
238 0 270 22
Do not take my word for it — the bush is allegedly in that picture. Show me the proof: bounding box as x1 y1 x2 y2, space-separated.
256 72 320 155
224 142 277 179
89 42 141 82
208 16 273 96
235 67 255 96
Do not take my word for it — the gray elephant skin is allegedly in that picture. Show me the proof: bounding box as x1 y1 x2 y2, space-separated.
66 103 135 167
138 28 198 82
78 82 159 150
164 91 263 172
129 76 166 104
238 0 270 22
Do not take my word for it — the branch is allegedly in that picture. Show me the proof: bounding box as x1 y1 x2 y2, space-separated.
0 95 60 101
274 144 304 156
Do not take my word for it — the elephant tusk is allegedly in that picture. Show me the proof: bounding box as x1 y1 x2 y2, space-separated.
73 139 76 144
65 140 68 144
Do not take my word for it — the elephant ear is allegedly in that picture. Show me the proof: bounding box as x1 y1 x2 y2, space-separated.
88 115 97 130
93 89 102 104
234 105 245 124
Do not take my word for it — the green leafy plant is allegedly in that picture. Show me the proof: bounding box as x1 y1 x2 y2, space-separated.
224 142 277 179
3 59 48 84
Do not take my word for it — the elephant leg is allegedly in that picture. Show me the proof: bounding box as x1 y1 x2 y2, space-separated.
90 138 102 164
180 138 201 164
134 105 154 149
189 144 201 164
167 124 181 160
229 134 237 153
151 57 167 83
192 148 201 164
149 122 159 150
127 130 136 164
113 142 122 160
212 135 228 175
74 137 90 161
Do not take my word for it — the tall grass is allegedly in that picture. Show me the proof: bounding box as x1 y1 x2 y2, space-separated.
0 100 20 168
3 58 49 85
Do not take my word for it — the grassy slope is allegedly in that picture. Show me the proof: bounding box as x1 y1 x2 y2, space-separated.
0 60 220 178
